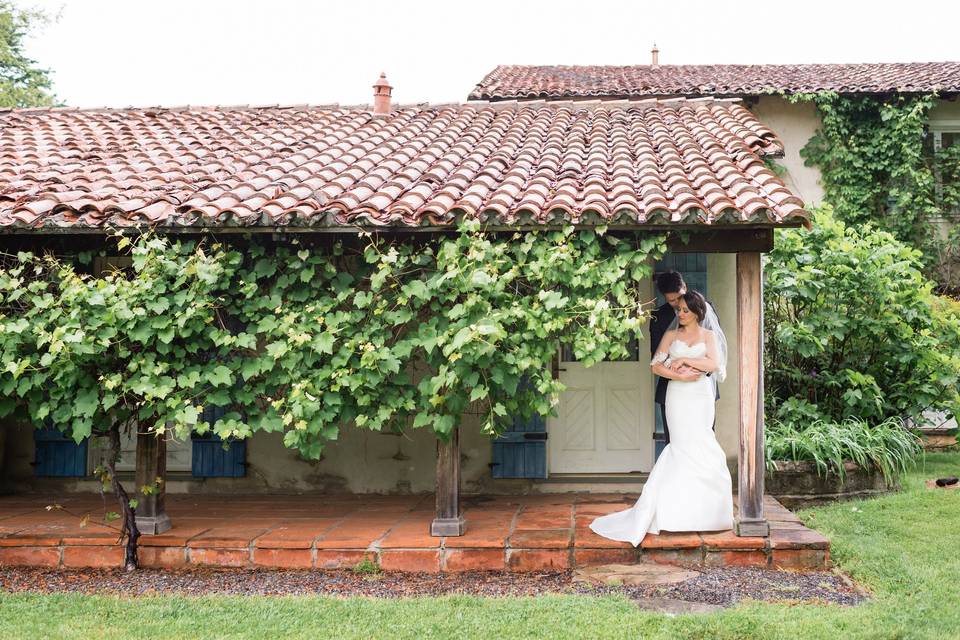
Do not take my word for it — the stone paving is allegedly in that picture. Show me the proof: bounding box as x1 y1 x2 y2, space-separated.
0 492 829 572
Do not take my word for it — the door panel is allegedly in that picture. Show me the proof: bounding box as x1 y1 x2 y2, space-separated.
549 357 653 473
491 378 548 479
561 387 595 451
607 387 643 450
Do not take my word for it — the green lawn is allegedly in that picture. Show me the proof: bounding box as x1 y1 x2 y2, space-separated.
1 452 958 640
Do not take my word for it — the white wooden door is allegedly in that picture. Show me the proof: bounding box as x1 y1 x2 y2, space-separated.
548 352 654 474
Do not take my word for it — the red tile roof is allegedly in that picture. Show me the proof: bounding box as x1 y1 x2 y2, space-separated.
469 63 960 101
0 99 806 231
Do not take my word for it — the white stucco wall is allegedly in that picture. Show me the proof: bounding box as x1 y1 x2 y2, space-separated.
0 416 496 495
233 418 494 494
929 98 960 124
749 95 825 207
707 253 740 465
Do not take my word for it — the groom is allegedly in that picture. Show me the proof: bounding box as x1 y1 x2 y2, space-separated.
650 270 720 445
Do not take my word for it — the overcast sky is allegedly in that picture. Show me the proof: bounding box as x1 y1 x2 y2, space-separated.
21 0 960 109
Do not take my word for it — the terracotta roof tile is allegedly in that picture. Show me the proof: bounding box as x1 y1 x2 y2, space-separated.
469 62 960 101
0 100 806 231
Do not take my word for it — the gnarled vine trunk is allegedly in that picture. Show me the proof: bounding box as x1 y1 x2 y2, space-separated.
105 424 140 571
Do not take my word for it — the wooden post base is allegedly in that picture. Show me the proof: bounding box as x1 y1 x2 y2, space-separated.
136 513 172 535
430 515 466 537
736 518 770 538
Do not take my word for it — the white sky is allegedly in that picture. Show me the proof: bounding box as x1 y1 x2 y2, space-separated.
21 0 960 109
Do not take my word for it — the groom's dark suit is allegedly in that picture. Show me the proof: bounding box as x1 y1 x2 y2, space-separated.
650 302 720 445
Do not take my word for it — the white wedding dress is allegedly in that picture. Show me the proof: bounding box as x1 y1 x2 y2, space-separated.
589 340 734 546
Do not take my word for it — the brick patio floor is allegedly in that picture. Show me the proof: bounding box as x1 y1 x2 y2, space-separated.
0 493 829 572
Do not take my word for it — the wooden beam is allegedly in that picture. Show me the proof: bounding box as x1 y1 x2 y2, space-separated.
134 431 172 535
431 427 465 536
667 229 774 254
735 252 770 537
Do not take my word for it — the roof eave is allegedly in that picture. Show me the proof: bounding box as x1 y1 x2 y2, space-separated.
471 90 960 102
0 220 810 236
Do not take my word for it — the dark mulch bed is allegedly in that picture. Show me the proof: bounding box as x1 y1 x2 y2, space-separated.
0 566 868 607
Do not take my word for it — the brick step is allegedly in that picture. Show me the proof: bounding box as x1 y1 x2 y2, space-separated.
0 538 828 573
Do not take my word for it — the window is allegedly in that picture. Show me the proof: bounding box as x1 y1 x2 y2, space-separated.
932 127 960 152
928 122 960 216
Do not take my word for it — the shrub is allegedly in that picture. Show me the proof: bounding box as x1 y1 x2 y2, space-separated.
932 294 960 348
765 206 960 426
765 418 923 484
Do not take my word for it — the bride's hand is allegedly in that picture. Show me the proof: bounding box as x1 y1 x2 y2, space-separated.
678 369 700 381
669 358 687 371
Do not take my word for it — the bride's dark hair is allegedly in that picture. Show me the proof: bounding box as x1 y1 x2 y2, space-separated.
681 290 708 323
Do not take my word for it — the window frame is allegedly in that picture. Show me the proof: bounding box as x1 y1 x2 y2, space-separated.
928 120 960 217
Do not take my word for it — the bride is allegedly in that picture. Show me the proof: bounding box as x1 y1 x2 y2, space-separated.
589 290 734 546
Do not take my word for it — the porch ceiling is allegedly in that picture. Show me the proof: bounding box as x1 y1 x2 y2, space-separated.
0 99 807 233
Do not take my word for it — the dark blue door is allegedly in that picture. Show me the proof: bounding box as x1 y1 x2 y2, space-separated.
653 253 708 460
191 405 246 477
34 425 88 477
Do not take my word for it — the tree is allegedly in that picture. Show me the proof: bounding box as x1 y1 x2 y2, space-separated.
0 236 236 569
0 224 664 567
1 1 58 108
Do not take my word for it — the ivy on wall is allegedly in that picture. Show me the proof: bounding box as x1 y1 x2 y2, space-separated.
796 93 936 247
791 92 960 290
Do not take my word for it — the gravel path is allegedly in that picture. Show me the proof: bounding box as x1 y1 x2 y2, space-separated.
0 566 867 607
579 567 868 607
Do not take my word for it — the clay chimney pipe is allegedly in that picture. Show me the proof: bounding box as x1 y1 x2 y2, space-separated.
373 72 393 115
651 44 660 68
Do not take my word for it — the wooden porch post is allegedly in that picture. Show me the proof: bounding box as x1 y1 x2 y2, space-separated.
735 252 770 537
431 426 465 536
134 431 171 535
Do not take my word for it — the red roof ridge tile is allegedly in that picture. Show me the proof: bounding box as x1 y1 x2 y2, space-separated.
484 60 960 70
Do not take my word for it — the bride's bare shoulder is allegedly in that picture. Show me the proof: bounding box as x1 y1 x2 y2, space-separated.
701 328 717 343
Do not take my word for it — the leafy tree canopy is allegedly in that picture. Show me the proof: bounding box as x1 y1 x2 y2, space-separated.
0 1 58 108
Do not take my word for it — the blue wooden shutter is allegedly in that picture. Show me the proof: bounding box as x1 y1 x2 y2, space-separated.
491 411 547 479
653 253 708 460
34 425 88 477
192 405 247 477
